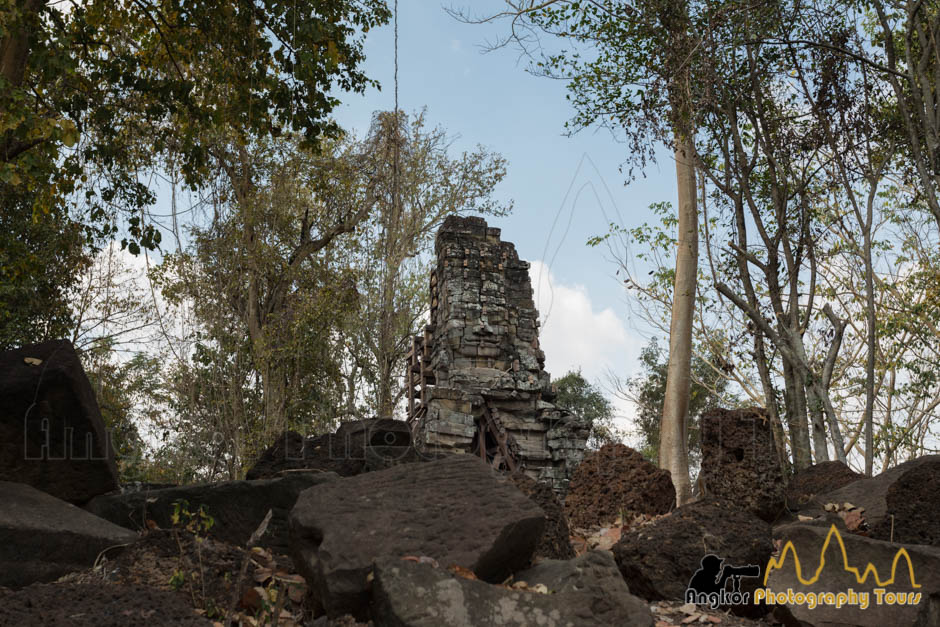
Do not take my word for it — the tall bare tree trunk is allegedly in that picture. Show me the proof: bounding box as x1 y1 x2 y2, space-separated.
260 362 289 441
753 330 789 474
786 326 829 463
805 382 830 462
862 211 876 476
0 0 41 88
782 359 812 468
659 135 697 506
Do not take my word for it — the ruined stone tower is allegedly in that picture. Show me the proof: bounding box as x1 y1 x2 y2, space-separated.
406 216 589 491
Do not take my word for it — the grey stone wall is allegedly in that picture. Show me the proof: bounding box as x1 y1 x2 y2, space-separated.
414 216 588 491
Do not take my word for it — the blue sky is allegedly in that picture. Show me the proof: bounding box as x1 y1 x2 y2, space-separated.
332 1 678 420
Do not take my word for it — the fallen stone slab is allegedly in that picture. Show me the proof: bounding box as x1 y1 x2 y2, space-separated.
869 457 940 547
0 339 119 504
802 455 940 547
508 472 575 560
246 420 420 480
785 461 863 511
0 582 212 626
564 443 674 529
85 472 338 553
289 454 545 619
612 497 772 617
699 407 786 523
0 481 138 588
371 551 654 627
764 522 940 626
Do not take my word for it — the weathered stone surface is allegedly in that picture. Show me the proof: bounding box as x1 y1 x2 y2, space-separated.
85 472 337 553
699 407 786 523
289 454 545 619
800 455 940 548
507 472 575 560
0 583 213 626
612 497 772 614
371 551 654 627
411 216 589 491
246 420 420 480
0 480 138 588
0 339 119 503
765 522 940 626
785 461 864 511
565 444 675 529
245 430 308 479
872 457 940 547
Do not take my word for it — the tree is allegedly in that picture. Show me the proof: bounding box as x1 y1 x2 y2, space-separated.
154 132 372 468
552 370 623 449
472 0 940 476
1 0 391 253
338 110 510 419
615 337 734 466
457 0 712 504
1 0 391 390
148 109 509 474
81 343 166 483
0 187 90 349
867 1 940 235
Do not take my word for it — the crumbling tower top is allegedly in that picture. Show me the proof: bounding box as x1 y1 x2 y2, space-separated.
407 215 588 491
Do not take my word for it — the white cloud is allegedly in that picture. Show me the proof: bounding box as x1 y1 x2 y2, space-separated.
450 39 462 52
529 260 644 438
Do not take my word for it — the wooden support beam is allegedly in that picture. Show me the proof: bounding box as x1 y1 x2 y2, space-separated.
480 402 517 472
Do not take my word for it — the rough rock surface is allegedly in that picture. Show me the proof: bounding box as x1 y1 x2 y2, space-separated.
0 480 138 588
801 455 940 547
766 522 940 626
0 583 211 626
371 551 654 627
699 408 785 523
85 472 338 553
564 444 675 529
507 472 575 560
785 461 863 511
246 420 419 480
289 454 545 619
0 339 119 503
611 497 772 615
871 457 940 547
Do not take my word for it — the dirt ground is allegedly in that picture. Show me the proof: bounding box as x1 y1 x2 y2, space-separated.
1 526 311 626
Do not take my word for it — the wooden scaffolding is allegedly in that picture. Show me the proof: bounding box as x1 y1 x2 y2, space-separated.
405 325 435 426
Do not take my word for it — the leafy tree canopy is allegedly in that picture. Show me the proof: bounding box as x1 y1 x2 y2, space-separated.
625 337 733 465
1 0 391 250
552 369 622 449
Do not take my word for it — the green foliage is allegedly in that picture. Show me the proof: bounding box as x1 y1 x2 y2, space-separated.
150 131 377 477
171 499 215 535
168 569 186 591
338 110 511 418
625 337 733 465
81 345 168 483
1 0 391 252
520 0 706 173
0 186 90 349
552 369 623 449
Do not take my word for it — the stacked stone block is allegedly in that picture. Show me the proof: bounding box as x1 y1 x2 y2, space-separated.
414 216 589 491
698 407 786 522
